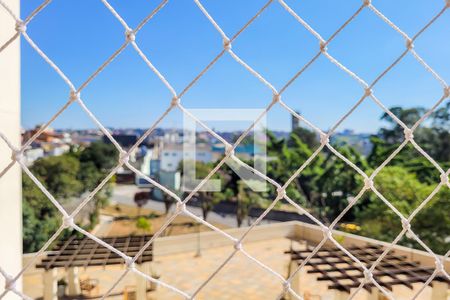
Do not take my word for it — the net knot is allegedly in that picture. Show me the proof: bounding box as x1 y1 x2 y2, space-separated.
272 93 281 103
119 151 130 165
171 96 180 107
15 21 26 33
11 149 23 163
225 144 235 157
364 177 374 190
401 218 411 232
282 281 291 291
363 269 373 282
363 0 371 6
444 86 450 98
321 226 332 239
320 133 329 145
223 38 232 51
176 202 186 213
69 90 80 103
4 274 15 291
405 38 414 50
435 258 445 274
364 87 373 97
62 216 74 229
277 187 286 199
403 128 414 141
319 41 328 53
234 241 243 251
124 256 135 270
440 173 449 185
125 30 136 43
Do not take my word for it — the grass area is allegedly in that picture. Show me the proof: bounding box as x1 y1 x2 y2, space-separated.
99 203 229 237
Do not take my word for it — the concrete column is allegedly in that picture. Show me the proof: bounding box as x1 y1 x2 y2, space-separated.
431 281 447 300
67 267 81 296
0 0 21 299
43 269 57 300
135 263 150 300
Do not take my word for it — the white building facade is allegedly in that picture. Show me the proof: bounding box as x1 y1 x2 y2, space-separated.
160 144 213 172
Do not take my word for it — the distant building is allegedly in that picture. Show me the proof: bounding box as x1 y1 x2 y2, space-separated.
135 148 160 187
22 126 64 144
160 146 182 172
103 134 138 148
70 130 102 145
291 110 300 131
23 148 44 166
46 144 70 156
340 129 355 136
160 144 213 172
162 131 183 144
331 131 373 156
159 170 181 192
211 143 262 161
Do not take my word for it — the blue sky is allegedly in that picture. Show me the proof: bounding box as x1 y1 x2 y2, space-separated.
19 0 450 132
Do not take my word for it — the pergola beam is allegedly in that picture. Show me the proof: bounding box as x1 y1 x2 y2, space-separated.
36 235 153 270
288 244 449 295
38 235 154 299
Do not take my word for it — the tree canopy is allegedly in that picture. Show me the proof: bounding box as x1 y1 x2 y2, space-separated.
23 141 117 253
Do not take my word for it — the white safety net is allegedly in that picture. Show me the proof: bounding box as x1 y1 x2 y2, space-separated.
0 0 449 299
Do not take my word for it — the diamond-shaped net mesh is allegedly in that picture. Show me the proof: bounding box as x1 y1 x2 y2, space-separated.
0 0 450 299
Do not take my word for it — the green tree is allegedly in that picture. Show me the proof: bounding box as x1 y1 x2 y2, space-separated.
22 174 60 253
313 145 366 222
236 180 268 227
182 161 229 220
77 141 118 190
376 105 450 164
355 166 449 254
267 132 320 207
368 136 442 185
136 217 152 234
267 131 366 223
410 189 450 254
289 127 319 149
77 161 102 191
266 130 285 155
430 101 450 162
23 142 118 252
31 155 83 199
355 105 450 253
379 107 425 144
77 142 118 216
78 141 118 171
23 154 85 252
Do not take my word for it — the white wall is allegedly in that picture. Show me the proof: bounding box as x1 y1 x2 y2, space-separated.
0 0 22 297
161 148 214 172
160 149 182 172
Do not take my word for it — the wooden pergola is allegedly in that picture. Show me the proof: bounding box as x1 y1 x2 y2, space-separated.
36 235 154 300
287 244 449 299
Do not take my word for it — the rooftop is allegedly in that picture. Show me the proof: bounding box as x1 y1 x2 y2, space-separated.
23 221 450 300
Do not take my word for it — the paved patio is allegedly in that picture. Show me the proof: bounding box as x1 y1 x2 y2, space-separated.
24 238 294 299
22 221 445 300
